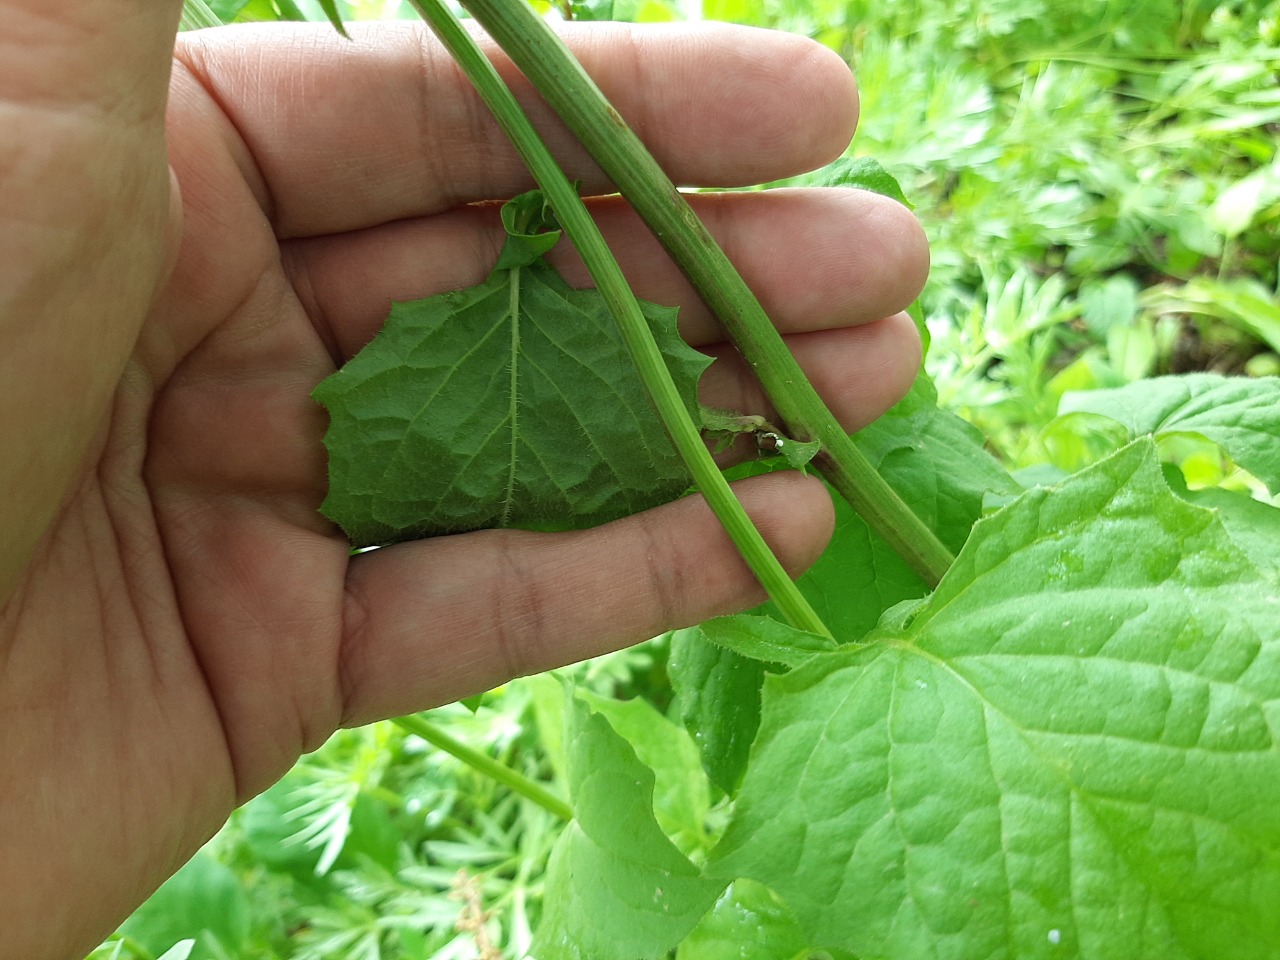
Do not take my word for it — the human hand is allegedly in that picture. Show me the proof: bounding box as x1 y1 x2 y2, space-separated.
0 10 927 958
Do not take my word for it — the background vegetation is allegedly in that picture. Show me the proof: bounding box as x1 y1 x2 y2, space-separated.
97 0 1280 957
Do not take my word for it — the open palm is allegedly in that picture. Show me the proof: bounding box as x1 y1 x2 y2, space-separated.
0 14 926 959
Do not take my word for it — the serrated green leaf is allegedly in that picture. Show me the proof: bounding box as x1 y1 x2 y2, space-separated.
712 439 1280 959
669 630 768 796
531 693 725 960
313 219 710 547
1059 373 1280 494
688 378 1017 795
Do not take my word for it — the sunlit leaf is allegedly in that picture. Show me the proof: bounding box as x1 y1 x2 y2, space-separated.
712 440 1280 958
1060 373 1280 493
532 692 724 959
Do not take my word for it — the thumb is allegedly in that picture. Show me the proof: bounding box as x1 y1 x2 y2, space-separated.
0 0 183 601
1 0 182 114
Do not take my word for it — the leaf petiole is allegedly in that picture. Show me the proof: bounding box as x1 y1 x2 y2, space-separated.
392 714 572 821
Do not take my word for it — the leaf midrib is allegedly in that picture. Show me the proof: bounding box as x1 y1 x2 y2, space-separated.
503 266 521 525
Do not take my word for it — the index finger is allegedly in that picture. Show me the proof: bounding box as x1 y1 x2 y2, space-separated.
172 20 858 238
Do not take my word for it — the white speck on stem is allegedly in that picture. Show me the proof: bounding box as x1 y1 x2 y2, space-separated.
1048 929 1062 945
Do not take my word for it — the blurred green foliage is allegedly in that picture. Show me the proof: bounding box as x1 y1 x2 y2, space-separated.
104 1 1280 956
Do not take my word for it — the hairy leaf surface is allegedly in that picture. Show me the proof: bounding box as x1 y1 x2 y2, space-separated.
313 215 709 547
711 439 1280 959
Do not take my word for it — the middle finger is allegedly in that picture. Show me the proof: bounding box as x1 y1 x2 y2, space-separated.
286 187 930 359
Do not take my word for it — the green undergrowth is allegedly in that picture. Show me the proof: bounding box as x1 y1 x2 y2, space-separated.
98 1 1280 958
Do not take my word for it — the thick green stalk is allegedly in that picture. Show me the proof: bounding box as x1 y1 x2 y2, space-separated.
392 714 572 821
455 0 956 587
408 0 832 637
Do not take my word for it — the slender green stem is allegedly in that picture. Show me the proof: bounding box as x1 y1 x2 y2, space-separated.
455 0 955 587
407 0 832 637
392 714 573 821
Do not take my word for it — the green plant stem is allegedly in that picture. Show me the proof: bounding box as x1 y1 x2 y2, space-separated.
392 714 573 821
407 0 833 638
455 0 956 587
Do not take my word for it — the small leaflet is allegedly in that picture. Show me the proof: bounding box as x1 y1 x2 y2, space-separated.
313 191 710 548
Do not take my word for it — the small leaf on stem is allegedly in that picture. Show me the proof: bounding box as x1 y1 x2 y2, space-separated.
314 193 709 548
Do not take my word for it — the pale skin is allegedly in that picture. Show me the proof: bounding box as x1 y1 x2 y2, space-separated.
0 2 928 957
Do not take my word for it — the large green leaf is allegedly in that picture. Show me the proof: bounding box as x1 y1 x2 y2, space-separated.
574 690 711 856
677 376 1016 795
711 439 1280 959
1059 373 1280 493
532 692 725 960
668 630 770 796
313 195 709 547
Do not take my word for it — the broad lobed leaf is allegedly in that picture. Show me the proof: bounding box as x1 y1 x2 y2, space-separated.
574 690 712 856
711 439 1280 959
673 370 1018 798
